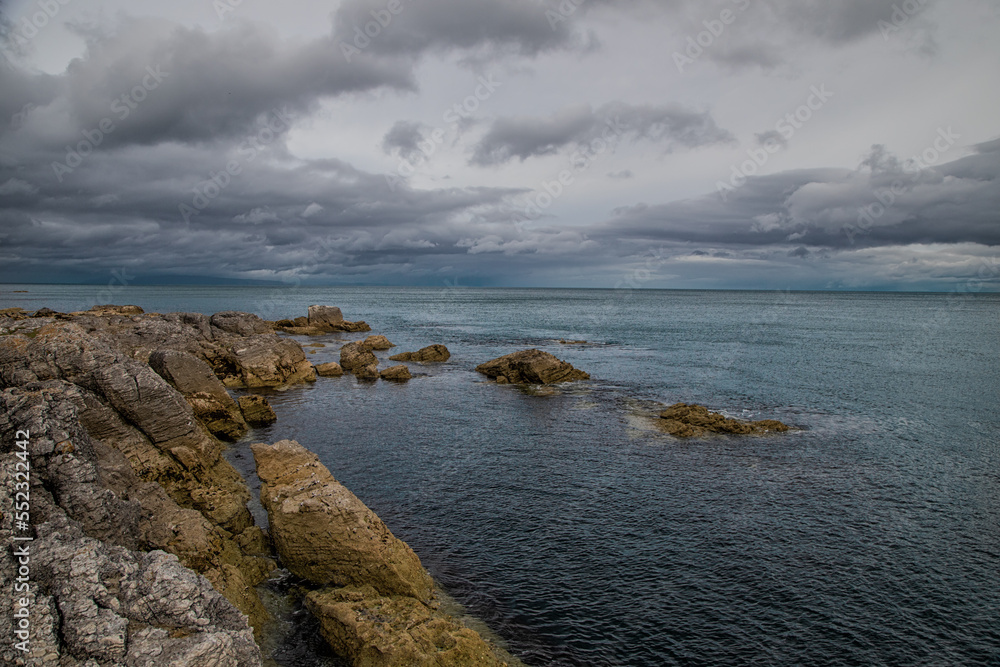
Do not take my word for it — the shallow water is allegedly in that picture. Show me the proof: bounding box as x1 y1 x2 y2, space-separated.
5 285 999 665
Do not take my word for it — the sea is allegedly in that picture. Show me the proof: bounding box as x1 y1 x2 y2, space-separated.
3 285 999 666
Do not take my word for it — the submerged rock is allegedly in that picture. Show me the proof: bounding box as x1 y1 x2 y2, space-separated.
380 365 412 382
476 349 589 385
658 403 790 437
251 439 433 600
389 344 451 363
305 586 507 667
238 395 277 427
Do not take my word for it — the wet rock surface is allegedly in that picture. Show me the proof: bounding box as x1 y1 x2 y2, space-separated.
389 344 451 363
658 403 791 437
476 349 589 385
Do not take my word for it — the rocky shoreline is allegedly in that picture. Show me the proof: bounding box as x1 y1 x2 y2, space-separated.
0 305 513 666
0 303 790 666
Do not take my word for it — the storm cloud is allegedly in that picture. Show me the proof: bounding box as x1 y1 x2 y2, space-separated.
0 0 996 291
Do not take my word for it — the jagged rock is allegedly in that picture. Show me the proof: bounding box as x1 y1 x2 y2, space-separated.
34 307 58 317
238 395 277 427
658 403 790 437
150 349 247 441
225 335 316 388
187 392 250 441
315 362 345 377
0 324 254 534
389 345 451 363
0 306 28 320
308 305 344 326
305 586 507 667
252 440 433 600
364 335 396 350
354 363 379 381
29 514 262 666
340 341 378 372
0 385 269 663
380 365 412 382
210 311 272 337
476 349 589 385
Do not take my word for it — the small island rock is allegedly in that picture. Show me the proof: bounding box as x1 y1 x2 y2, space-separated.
315 361 345 377
658 403 790 437
364 334 396 350
389 344 450 363
476 349 589 385
380 365 412 382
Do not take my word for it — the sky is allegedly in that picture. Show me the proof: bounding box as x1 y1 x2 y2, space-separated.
0 0 998 290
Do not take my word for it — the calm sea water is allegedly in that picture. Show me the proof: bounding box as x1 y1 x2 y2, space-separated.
3 285 999 666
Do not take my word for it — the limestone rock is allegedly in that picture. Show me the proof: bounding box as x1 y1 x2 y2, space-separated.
211 311 272 337
340 341 378 372
658 403 790 437
251 440 433 600
225 335 317 388
308 305 344 326
364 335 396 350
238 395 277 427
354 363 380 381
315 362 345 377
305 586 507 667
380 365 412 382
389 345 451 363
187 392 250 441
475 349 589 385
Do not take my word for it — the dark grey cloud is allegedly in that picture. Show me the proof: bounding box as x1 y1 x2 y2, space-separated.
381 120 426 160
330 0 584 61
1 15 415 153
592 139 1000 251
470 102 734 166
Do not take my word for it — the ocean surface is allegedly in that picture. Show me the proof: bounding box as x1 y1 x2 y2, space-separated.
3 285 999 666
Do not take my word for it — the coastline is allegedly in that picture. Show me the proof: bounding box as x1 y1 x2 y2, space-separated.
0 304 516 666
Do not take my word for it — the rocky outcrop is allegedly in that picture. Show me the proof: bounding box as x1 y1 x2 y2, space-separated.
389 345 451 363
0 317 280 647
658 403 791 437
380 365 412 382
308 305 343 326
89 304 145 316
364 335 396 350
150 349 248 441
0 382 268 665
340 341 378 374
238 395 277 427
252 440 432 599
270 306 371 335
315 362 345 377
253 440 507 667
476 349 589 385
305 586 507 667
211 311 272 337
224 335 316 388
